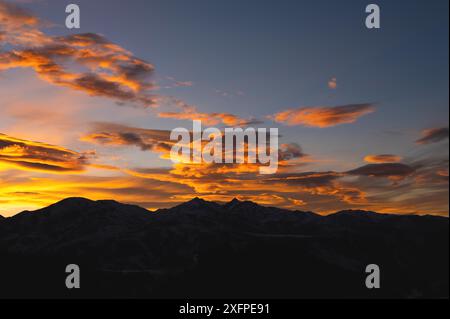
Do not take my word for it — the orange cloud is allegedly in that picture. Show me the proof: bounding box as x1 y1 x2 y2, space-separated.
158 111 254 126
328 77 337 89
81 122 174 157
416 127 449 145
0 0 48 46
271 104 375 128
0 133 90 173
155 96 260 126
437 170 449 177
1 1 157 107
0 1 38 27
364 154 402 163
1 1 257 128
82 122 307 171
0 41 157 107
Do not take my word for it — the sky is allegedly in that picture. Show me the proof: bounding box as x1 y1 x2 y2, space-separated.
0 0 448 216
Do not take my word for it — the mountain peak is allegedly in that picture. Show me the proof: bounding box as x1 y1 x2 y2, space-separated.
38 197 97 213
229 198 242 204
186 197 209 206
49 198 137 211
223 198 261 211
174 197 220 211
54 197 94 206
226 198 242 207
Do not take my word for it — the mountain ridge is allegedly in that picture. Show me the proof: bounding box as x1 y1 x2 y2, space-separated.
0 196 448 298
2 196 447 219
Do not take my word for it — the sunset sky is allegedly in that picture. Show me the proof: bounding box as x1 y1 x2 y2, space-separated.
0 0 448 216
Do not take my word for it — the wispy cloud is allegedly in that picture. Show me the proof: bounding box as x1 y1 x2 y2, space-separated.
0 1 256 127
81 122 174 155
0 1 157 107
328 77 337 89
156 96 259 126
347 163 415 178
164 76 194 88
0 0 46 46
416 127 449 145
364 154 402 163
0 133 90 173
270 104 375 128
158 111 258 126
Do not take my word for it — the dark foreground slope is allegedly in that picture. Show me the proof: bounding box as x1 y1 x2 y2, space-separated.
0 197 448 299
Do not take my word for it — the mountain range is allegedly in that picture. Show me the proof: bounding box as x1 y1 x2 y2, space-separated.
0 197 448 299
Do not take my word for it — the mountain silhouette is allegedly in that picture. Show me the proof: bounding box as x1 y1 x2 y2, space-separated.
0 197 448 299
